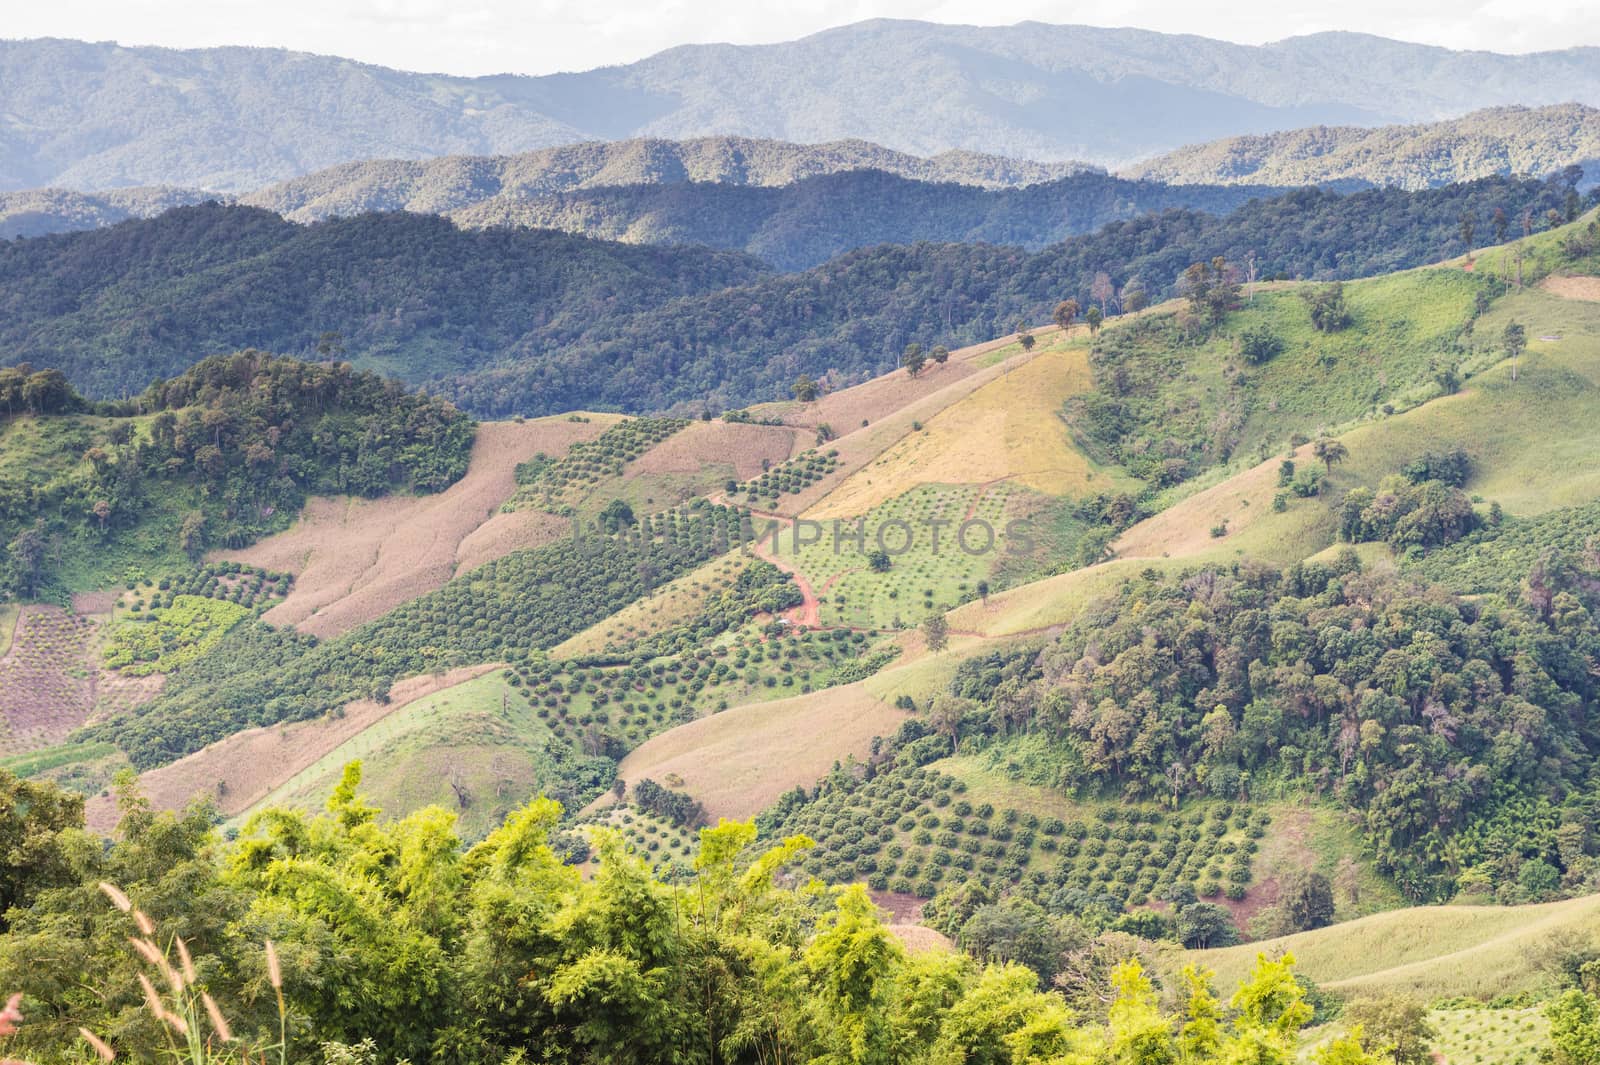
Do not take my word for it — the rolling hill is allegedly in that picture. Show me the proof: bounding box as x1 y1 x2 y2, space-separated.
1125 103 1600 190
0 176 1580 415
8 27 1600 192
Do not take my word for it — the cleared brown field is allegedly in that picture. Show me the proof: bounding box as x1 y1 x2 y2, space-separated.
605 682 910 822
84 664 501 833
1542 275 1600 301
222 416 615 638
627 421 801 481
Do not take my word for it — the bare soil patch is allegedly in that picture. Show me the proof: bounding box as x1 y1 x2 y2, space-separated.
84 664 501 833
221 417 610 638
1541 275 1600 301
627 421 800 481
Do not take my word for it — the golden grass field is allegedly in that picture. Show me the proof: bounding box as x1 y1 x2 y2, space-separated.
1190 892 1600 1000
606 680 911 821
808 335 1135 520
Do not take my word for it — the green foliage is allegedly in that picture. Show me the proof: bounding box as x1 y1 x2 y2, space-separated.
952 561 1600 900
4 182 1575 419
0 352 474 597
732 449 839 506
102 595 251 676
0 770 1364 1065
80 503 747 769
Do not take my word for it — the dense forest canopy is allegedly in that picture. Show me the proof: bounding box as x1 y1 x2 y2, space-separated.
910 555 1600 903
0 176 1585 418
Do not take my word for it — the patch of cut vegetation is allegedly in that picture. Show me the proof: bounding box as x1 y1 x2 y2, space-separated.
0 605 97 756
809 336 1127 520
223 415 614 638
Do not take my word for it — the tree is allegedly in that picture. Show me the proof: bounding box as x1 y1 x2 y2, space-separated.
1344 996 1436 1065
1493 207 1510 244
1503 320 1527 381
791 374 819 402
597 498 635 532
1180 257 1241 326
1017 328 1036 353
1090 271 1116 311
930 345 950 365
1053 299 1080 333
902 343 927 378
1120 279 1149 314
1277 870 1336 931
1459 212 1475 254
5 522 46 598
1312 437 1349 473
1546 988 1600 1065
923 614 949 653
1176 902 1238 948
1304 282 1353 333
976 579 990 604
1085 306 1104 335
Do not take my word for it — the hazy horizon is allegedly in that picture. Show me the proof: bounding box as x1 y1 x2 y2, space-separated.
6 2 1599 79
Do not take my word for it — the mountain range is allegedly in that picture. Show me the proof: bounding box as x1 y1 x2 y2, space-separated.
7 26 1600 191
1128 104 1600 189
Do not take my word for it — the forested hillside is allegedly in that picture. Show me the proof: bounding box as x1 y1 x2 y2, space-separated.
1125 104 1600 190
0 177 1584 416
0 352 474 598
244 135 1095 218
443 170 1273 271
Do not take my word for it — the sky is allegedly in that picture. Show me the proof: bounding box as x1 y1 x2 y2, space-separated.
6 0 1599 76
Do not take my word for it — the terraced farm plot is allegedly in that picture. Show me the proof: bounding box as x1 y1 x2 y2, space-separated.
772 763 1272 907
774 482 1017 630
731 449 840 509
551 553 750 657
508 416 689 512
1429 1005 1550 1065
0 605 96 756
579 805 700 881
244 669 551 841
528 627 895 751
102 595 252 676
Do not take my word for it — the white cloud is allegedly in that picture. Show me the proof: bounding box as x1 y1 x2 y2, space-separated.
4 0 1598 75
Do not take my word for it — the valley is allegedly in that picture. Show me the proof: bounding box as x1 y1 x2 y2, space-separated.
4 35 1600 1058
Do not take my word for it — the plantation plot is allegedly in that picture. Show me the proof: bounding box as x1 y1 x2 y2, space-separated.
244 669 554 841
0 605 97 755
774 760 1271 907
773 482 1018 630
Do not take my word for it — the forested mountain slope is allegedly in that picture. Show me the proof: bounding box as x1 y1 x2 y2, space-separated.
1126 104 1600 190
0 177 1583 415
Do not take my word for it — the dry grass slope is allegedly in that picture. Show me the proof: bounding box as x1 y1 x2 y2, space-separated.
1190 893 1600 1000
